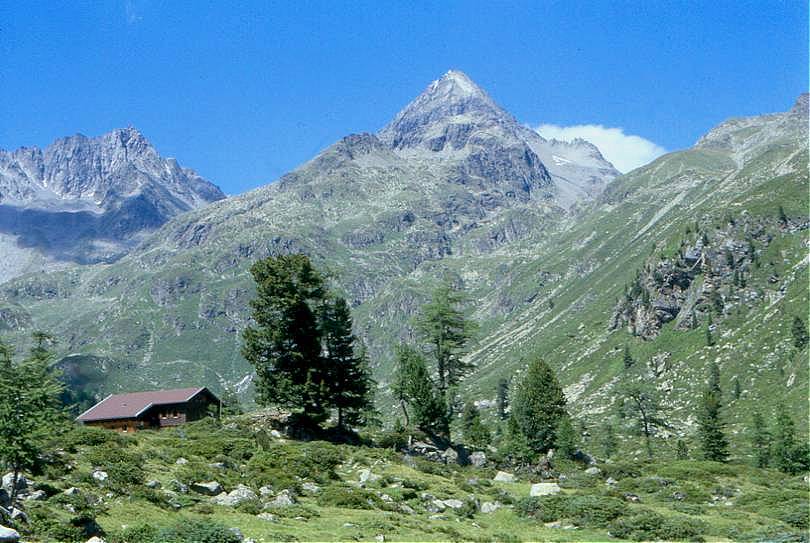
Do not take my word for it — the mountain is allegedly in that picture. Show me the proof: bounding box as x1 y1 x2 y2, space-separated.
0 77 806 438
0 127 225 281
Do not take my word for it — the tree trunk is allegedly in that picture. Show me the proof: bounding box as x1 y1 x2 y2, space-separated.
9 466 20 506
337 407 343 429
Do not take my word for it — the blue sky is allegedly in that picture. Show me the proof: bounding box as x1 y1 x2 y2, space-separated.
1 1 806 193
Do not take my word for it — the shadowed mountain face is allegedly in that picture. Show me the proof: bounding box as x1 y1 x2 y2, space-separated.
0 76 805 434
0 128 225 281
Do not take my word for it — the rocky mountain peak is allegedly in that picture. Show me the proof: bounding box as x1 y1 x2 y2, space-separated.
790 92 808 117
378 70 514 149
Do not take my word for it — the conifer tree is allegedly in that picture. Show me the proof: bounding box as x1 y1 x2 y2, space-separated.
771 404 808 474
600 422 617 459
242 254 327 421
461 401 491 449
618 380 664 458
705 315 715 347
791 316 808 350
555 415 579 459
750 411 771 468
0 333 64 505
732 377 742 400
697 362 729 462
499 415 534 465
496 378 509 420
622 344 634 369
321 296 374 428
778 205 788 226
392 345 447 436
510 358 567 453
676 439 689 460
416 281 476 398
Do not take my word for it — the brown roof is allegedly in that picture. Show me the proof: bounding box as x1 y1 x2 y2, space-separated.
77 387 212 422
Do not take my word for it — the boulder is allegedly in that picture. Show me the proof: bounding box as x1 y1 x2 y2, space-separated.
0 526 19 542
425 499 446 513
0 491 8 508
441 499 464 509
606 477 618 486
64 487 81 496
170 480 189 493
191 481 223 496
584 467 602 476
441 448 458 464
493 471 515 483
270 429 283 438
481 501 502 513
228 527 244 541
91 470 109 484
469 451 487 467
258 485 274 498
25 490 46 501
623 493 641 503
212 485 257 507
265 489 295 508
301 482 321 494
8 509 26 523
399 504 415 515
0 474 26 494
358 469 379 484
145 480 161 489
86 538 106 543
175 457 188 465
257 512 277 522
530 483 561 497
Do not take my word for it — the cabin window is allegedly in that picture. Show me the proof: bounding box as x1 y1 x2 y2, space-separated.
122 424 128 432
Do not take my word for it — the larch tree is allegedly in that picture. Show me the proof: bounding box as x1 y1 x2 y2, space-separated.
416 281 477 402
618 380 665 458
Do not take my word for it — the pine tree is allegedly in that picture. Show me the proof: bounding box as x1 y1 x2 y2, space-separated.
697 362 729 462
392 345 448 436
416 281 477 399
461 401 491 449
0 333 64 506
320 296 374 428
555 415 579 459
510 358 567 453
772 404 807 474
676 439 689 460
705 315 715 347
496 378 509 420
623 344 635 369
242 254 328 421
499 415 534 465
732 377 742 400
791 316 808 350
601 422 617 459
750 411 771 468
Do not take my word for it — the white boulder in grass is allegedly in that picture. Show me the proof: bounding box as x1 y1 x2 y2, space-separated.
530 482 561 496
493 471 515 483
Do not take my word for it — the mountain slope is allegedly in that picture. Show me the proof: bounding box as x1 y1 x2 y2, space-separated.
0 82 806 441
0 128 225 281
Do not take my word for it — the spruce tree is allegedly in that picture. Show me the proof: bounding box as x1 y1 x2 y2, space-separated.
496 378 509 420
510 358 567 453
772 403 805 474
555 415 579 459
321 296 374 428
242 254 327 421
500 415 534 465
791 316 808 350
732 377 741 400
750 411 771 468
0 333 64 505
697 362 729 462
601 422 617 459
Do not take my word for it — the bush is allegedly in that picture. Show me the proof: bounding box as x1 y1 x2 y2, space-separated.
316 486 381 509
28 502 103 543
110 519 241 543
83 447 145 492
246 442 343 488
515 494 626 528
608 509 705 541
62 425 131 451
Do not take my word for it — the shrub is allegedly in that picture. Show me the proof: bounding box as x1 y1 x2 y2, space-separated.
111 519 242 543
83 447 145 492
316 486 381 509
608 509 705 541
235 498 263 515
61 425 130 451
246 442 343 488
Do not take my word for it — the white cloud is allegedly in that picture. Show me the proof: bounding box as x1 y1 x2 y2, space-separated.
534 123 667 173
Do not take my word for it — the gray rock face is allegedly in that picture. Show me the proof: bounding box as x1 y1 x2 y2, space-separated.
0 128 224 283
469 451 487 467
190 481 223 496
493 471 515 483
1 474 26 494
265 489 295 508
0 526 19 542
530 482 561 496
211 484 257 506
481 501 502 513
